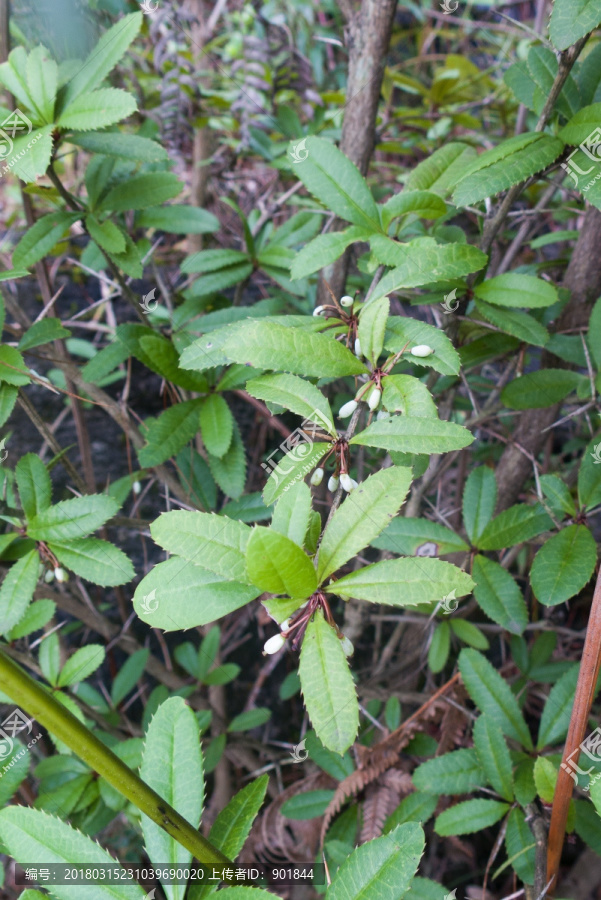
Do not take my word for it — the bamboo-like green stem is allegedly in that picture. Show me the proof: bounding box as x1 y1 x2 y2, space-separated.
0 650 233 869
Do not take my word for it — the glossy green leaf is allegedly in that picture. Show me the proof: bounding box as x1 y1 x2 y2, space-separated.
530 525 597 606
435 798 510 836
474 298 549 347
350 415 473 454
475 503 552 550
290 225 372 280
473 715 514 801
246 527 317 600
27 494 118 541
151 510 252 583
357 295 389 366
199 394 233 459
472 555 528 634
138 400 203 468
245 372 336 436
473 273 558 308
459 649 533 749
413 748 487 795
49 538 135 586
381 375 437 418
271 481 313 548
381 190 447 227
262 442 331 506
332 557 474 606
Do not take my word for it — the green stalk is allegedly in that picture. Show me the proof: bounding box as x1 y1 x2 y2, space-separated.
0 649 232 869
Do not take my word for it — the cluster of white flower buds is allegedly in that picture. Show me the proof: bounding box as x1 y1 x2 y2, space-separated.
45 566 68 583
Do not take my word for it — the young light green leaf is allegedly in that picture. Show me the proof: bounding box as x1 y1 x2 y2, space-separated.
49 538 135 586
58 87 137 131
140 697 203 900
0 807 147 899
413 748 487 795
0 46 35 109
533 756 557 804
317 466 413 583
475 503 552 551
358 295 389 366
262 442 331 506
151 510 252 583
474 298 549 347
271 481 313 548
384 315 461 376
0 346 30 386
0 550 39 635
474 273 558 309
371 517 469 556
57 644 105 687
473 715 514 801
199 394 233 459
221 320 367 378
462 466 497 545
290 226 372 280
290 136 381 230
380 190 447 228
472 555 528 634
530 525 597 606
549 0 601 50
246 527 317 600
138 399 203 468
99 172 182 212
245 372 336 436
381 375 437 418
299 609 358 755
501 369 582 409
350 415 473 455
435 799 510 836
85 214 126 254
331 557 474 606
26 46 57 122
27 494 118 541
12 212 80 270
459 649 533 749
16 453 52 520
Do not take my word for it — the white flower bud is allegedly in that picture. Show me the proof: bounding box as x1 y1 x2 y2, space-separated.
340 635 354 657
54 567 67 583
339 399 358 418
351 478 359 489
340 473 355 492
368 387 381 410
264 633 286 655
340 295 354 307
310 467 324 486
313 305 325 317
354 338 362 357
280 619 291 632
410 344 434 358
44 569 55 583
132 481 142 495
376 410 390 420
328 475 339 492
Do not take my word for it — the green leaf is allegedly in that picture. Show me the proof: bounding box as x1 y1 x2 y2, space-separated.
99 172 182 212
358 295 389 366
27 494 118 541
452 133 564 206
299 611 358 750
450 618 489 650
531 525 597 606
474 298 549 347
9 125 53 181
140 697 203 900
151 510 252 583
0 807 146 899
138 399 203 468
61 11 142 103
290 136 381 230
105 233 143 278
228 708 271 732
26 45 57 121
18 318 70 351
290 225 372 280
246 372 336 437
473 715 514 801
371 517 469 556
49 538 135 586
413 748 487 795
181 248 249 274
262 443 331 506
0 743 31 807
16 453 51 520
271 481 313 547
207 420 246 499
501 369 582 409
381 375 437 418
281 790 335 820
304 730 354 780
578 435 601 511
221 320 367 378
199 394 233 458
459 649 533 749
549 0 601 50
474 273 558 309
85 214 126 254
533 756 557 803
70 131 168 162
39 632 60 686
0 47 35 109
5 598 55 640
0 346 29 386
136 204 219 234
57 644 105 687
588 295 601 369
539 473 577 517
472 555 528 634
527 46 580 119
246 526 317 600
428 621 450 673
58 87 137 130
137 335 209 392
12 211 79 270
111 647 150 706
184 263 253 299
370 237 487 303
475 503 552 550
0 550 39 635
381 190 447 228
350 415 473 454
383 793 438 833
405 142 477 195
505 808 536 885
317 466 413 583
327 822 424 900
435 798 510 836
384 315 461 376
134 557 259 630
463 466 497 544
332 557 474 606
